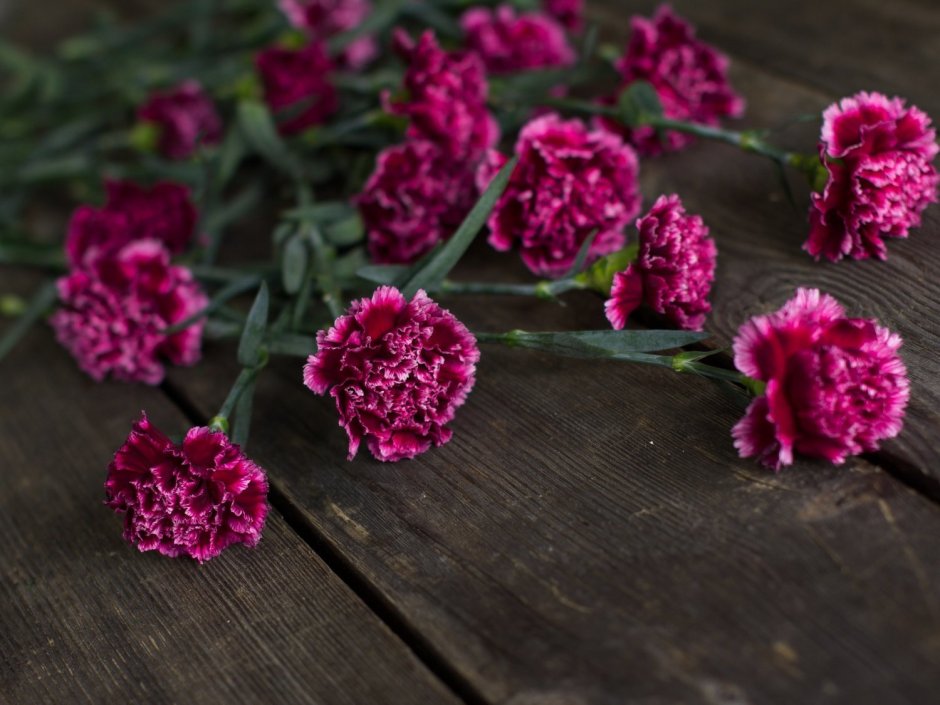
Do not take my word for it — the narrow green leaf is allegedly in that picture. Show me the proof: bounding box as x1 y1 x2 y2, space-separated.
281 234 309 295
238 101 301 179
231 377 256 448
216 126 248 189
164 275 260 334
328 0 404 55
562 229 599 279
617 80 663 127
267 333 317 358
357 263 409 285
0 281 57 364
324 213 364 247
238 282 270 367
497 328 710 358
401 155 518 298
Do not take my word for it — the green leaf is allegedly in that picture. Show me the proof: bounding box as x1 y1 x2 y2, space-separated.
267 333 317 358
216 126 248 189
617 81 663 127
237 101 302 179
231 377 256 448
576 243 639 294
237 282 270 367
488 328 710 358
0 281 57 364
401 155 518 298
324 213 364 247
357 263 409 285
164 275 261 334
562 229 599 279
281 233 309 295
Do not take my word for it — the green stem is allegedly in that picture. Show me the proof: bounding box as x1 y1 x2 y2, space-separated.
438 278 586 299
209 349 269 433
649 116 800 166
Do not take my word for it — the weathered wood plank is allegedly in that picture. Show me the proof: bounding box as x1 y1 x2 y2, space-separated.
0 274 460 705
590 0 940 486
170 283 940 704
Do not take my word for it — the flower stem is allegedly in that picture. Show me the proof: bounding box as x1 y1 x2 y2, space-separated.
648 116 800 166
210 348 269 433
438 278 586 299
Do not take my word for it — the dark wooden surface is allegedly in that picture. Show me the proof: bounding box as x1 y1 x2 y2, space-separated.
3 2 940 704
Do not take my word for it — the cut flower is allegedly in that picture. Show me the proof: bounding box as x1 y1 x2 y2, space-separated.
805 91 938 261
605 194 716 331
105 414 268 562
732 288 909 470
304 286 479 462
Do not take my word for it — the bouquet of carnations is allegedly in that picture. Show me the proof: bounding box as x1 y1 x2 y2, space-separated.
0 0 933 562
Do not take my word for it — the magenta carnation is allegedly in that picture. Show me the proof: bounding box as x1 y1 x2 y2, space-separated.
278 0 377 69
105 414 269 562
603 5 744 155
461 6 575 75
304 286 480 462
605 194 716 331
732 288 909 470
805 91 939 261
255 42 338 136
542 0 583 32
136 80 223 160
51 240 208 385
356 140 477 265
480 113 641 278
66 180 197 268
386 30 499 162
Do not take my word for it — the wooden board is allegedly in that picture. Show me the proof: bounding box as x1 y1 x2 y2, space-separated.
0 275 460 705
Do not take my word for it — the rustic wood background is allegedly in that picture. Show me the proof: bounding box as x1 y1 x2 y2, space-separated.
2 1 939 704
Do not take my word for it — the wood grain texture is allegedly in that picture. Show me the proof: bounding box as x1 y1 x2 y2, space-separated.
171 286 940 705
0 275 459 705
590 0 940 486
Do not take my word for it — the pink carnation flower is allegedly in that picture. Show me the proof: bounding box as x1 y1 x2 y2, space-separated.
51 240 208 385
304 286 480 462
386 30 499 162
805 91 939 261
732 288 909 470
255 42 338 136
136 80 223 160
479 113 641 278
461 6 576 74
105 414 269 562
605 194 716 331
542 0 584 32
356 140 477 265
66 180 197 268
278 0 377 69
603 5 744 156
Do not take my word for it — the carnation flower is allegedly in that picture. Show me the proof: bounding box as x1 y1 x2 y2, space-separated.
542 0 584 32
356 140 477 264
461 6 575 75
105 414 268 562
386 30 498 162
732 288 909 470
602 5 744 155
805 91 939 261
479 113 640 278
66 180 197 268
136 80 223 160
278 0 377 69
304 286 480 462
605 194 716 331
255 41 338 136
51 240 208 385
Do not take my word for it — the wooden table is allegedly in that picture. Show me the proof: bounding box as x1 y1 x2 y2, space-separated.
2 1 939 703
